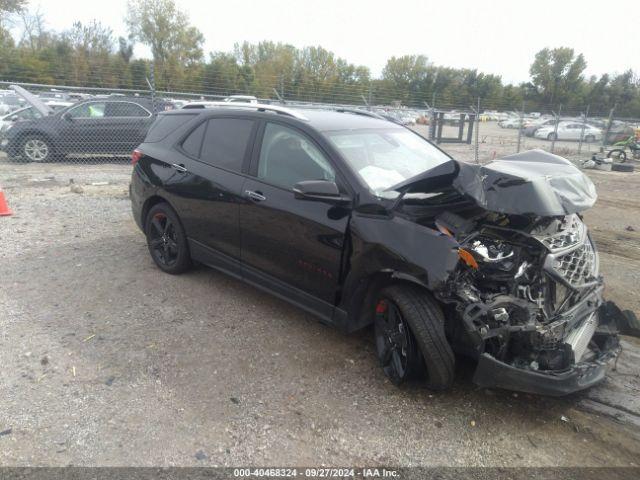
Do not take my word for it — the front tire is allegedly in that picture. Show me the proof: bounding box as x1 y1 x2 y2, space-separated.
584 134 596 143
144 203 192 274
547 132 557 141
608 149 627 162
375 285 455 390
22 135 53 162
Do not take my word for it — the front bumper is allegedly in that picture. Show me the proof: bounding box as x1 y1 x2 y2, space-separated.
473 347 617 396
472 305 620 396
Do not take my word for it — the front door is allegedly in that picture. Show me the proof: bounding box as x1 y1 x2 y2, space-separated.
240 121 350 312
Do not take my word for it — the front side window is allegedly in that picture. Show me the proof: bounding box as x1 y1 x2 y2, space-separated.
326 128 451 194
69 102 106 118
199 118 254 172
258 123 335 189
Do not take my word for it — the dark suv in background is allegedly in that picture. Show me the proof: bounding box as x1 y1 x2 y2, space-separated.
2 96 173 162
129 104 620 395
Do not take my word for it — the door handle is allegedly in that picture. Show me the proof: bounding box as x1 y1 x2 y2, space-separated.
171 163 187 173
245 190 266 202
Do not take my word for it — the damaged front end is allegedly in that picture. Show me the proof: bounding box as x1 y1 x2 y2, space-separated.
438 211 619 395
394 150 620 395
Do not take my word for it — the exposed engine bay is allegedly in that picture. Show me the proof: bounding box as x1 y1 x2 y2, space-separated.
435 209 617 372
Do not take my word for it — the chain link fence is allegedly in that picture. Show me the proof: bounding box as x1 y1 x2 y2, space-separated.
0 79 638 168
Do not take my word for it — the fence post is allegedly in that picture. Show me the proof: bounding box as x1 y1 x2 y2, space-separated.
577 104 590 155
602 105 616 148
516 100 524 153
473 97 480 164
550 105 562 153
148 61 156 113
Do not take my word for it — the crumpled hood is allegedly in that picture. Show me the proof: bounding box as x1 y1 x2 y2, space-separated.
453 149 597 216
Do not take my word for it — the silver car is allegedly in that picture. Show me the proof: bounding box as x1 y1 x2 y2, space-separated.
535 121 602 142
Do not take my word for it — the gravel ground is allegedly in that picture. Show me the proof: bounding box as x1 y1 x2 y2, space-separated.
1 140 639 467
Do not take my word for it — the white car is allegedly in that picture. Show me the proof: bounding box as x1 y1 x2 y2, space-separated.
534 121 602 142
498 117 522 128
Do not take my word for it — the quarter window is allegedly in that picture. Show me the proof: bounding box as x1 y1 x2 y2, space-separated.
257 123 335 189
199 118 254 172
181 121 206 157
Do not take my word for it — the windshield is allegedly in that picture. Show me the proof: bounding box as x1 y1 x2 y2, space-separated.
325 128 451 195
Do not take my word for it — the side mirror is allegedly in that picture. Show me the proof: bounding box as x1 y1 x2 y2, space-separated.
9 116 17 122
62 112 73 121
293 180 350 204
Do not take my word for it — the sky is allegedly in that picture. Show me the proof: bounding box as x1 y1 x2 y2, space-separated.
19 0 640 84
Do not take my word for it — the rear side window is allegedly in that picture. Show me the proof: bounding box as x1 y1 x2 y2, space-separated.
181 121 206 157
145 113 197 143
199 118 254 172
105 102 149 117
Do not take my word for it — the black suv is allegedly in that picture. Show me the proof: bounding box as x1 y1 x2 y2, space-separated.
130 105 620 395
2 96 172 162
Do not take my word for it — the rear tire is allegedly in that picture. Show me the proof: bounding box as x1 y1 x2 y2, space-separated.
375 285 455 390
611 162 635 172
144 202 192 274
584 134 596 143
547 132 557 141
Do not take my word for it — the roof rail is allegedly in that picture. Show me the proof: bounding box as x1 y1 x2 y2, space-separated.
193 101 308 121
333 108 385 120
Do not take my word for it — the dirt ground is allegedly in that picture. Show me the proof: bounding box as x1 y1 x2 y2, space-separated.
1 130 640 467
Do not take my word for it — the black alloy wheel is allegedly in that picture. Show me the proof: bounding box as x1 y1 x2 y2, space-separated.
374 297 421 384
149 212 179 267
144 203 192 274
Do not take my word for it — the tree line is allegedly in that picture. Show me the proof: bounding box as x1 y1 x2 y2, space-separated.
0 0 639 117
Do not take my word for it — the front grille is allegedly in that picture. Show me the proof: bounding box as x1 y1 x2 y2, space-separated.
552 241 596 287
541 216 583 251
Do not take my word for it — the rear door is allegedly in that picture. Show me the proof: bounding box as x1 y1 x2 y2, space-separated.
164 115 257 269
103 101 153 152
239 121 351 312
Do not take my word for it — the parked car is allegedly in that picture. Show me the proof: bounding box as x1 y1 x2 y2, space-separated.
0 93 26 114
535 121 602 142
523 118 557 137
498 117 522 129
129 104 620 396
0 101 72 136
224 95 258 104
1 96 172 162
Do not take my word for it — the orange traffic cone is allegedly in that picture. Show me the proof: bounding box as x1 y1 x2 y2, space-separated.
0 188 13 216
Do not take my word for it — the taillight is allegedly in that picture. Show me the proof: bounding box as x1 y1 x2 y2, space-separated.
131 149 143 165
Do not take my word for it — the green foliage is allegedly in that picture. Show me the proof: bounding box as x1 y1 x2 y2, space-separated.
1 4 639 118
125 0 203 90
